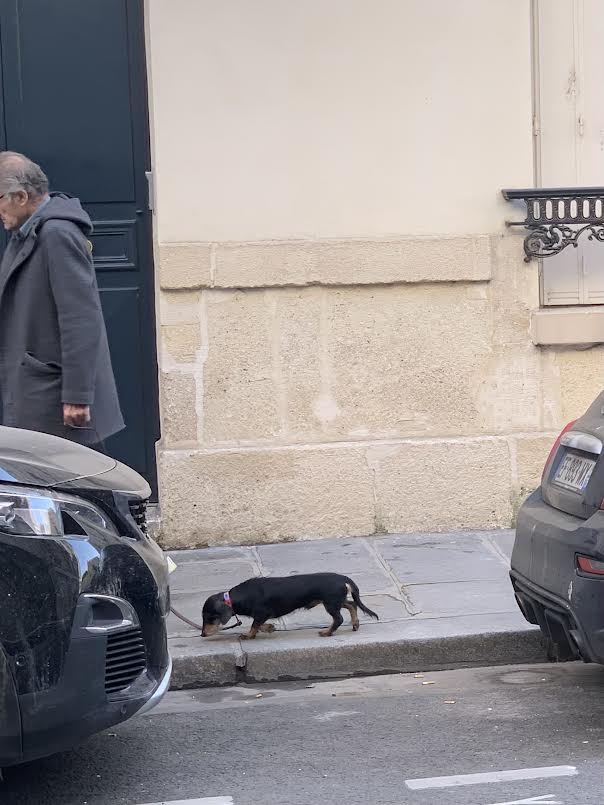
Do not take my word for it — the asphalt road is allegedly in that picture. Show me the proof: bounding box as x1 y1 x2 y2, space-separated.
2 662 604 805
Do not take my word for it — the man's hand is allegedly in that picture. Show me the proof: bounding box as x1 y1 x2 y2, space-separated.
63 404 91 428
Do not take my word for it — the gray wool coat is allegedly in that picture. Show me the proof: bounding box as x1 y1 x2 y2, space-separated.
0 193 124 445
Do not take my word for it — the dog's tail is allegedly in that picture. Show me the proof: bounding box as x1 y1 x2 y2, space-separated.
346 578 379 620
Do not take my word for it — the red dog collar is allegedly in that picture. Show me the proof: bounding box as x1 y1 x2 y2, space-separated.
221 591 242 630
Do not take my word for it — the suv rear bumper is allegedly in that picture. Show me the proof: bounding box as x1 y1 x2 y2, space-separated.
512 488 604 664
511 571 591 661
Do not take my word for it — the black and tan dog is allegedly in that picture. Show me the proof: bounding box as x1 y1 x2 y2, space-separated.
201 572 379 639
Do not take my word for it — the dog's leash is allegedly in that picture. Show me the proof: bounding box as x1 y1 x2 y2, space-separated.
170 605 243 632
166 556 242 632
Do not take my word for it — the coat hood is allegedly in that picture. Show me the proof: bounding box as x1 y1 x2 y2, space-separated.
36 193 93 237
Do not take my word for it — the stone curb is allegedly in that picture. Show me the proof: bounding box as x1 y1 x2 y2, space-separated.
169 626 548 689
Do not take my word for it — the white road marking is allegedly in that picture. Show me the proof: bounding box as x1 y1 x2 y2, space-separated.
485 796 563 805
405 765 577 790
138 798 233 805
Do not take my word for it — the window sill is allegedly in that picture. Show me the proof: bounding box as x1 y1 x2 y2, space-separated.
531 306 604 346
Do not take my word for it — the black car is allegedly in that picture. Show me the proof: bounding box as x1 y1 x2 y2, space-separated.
512 390 604 665
0 426 171 767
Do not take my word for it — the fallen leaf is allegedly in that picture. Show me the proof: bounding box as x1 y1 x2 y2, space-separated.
444 700 456 704
422 681 436 686
255 693 263 699
414 674 424 679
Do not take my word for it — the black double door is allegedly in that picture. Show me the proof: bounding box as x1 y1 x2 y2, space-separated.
0 0 159 495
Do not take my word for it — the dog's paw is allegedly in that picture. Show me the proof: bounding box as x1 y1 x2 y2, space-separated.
240 633 255 640
352 623 360 632
260 623 276 633
318 629 333 637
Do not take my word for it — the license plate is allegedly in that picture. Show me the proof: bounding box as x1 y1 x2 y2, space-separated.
553 452 596 492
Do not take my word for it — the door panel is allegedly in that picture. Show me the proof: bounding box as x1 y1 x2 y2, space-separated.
1 0 135 202
100 288 148 474
0 0 159 493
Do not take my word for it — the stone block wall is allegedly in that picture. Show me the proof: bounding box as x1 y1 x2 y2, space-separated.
154 233 604 547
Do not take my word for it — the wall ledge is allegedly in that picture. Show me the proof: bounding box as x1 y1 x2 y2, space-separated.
531 306 604 346
158 234 494 290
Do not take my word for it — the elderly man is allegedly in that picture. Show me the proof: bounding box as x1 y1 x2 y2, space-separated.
0 151 123 449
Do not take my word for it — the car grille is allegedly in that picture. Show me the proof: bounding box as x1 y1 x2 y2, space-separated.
105 627 147 695
128 499 148 535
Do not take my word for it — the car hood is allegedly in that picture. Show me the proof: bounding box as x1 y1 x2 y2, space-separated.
0 426 116 487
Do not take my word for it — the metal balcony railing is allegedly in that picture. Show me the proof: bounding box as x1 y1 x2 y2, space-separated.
502 186 604 262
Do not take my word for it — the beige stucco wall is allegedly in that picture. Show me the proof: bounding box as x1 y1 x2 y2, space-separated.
145 0 604 547
146 0 532 241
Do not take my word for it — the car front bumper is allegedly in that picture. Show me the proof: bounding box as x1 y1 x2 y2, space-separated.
12 591 170 766
0 510 170 766
137 654 172 716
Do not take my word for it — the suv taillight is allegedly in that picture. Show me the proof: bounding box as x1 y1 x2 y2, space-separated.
577 555 604 576
541 420 577 484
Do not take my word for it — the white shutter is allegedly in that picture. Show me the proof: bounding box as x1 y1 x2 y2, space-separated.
578 0 604 304
583 237 604 304
542 249 581 306
537 0 579 188
576 0 604 188
537 0 604 306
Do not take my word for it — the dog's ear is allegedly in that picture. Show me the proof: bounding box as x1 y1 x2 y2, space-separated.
219 602 233 625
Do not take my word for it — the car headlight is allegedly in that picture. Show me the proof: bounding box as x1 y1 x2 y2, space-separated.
0 484 118 538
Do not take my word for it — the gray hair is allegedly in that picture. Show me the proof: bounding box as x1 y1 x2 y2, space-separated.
0 151 49 198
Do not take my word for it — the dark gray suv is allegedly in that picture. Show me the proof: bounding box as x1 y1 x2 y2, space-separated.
512 390 604 664
0 426 171 766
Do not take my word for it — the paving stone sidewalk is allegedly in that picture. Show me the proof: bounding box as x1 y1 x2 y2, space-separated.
166 530 547 688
